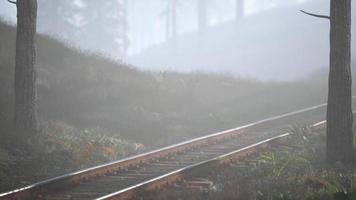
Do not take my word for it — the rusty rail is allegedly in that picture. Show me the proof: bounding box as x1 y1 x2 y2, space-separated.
96 120 326 200
0 103 330 200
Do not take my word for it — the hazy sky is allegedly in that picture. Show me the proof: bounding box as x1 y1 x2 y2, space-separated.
127 0 310 54
1 0 342 81
0 0 310 56
0 0 305 22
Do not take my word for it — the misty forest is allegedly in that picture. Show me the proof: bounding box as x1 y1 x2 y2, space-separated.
0 0 355 199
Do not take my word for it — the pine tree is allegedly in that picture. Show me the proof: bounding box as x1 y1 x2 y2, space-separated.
327 0 353 163
197 0 207 33
11 0 38 137
235 0 244 21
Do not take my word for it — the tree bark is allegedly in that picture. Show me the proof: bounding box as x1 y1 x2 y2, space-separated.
327 0 353 163
14 0 38 137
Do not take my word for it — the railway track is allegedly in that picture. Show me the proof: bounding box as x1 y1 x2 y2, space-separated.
0 101 353 200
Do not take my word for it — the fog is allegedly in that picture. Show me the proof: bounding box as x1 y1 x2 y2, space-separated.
0 0 355 145
1 0 355 146
1 0 351 81
129 0 356 81
1 0 356 196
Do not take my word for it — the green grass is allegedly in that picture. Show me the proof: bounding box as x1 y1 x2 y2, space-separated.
0 19 344 147
141 128 356 200
1 18 356 196
0 120 142 193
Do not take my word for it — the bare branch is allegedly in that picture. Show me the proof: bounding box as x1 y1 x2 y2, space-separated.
7 0 16 5
300 10 330 20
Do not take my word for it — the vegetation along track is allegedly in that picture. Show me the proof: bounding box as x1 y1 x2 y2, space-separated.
2 100 356 200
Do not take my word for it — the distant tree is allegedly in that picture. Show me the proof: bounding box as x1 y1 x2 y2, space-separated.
171 0 178 38
163 1 171 40
82 0 129 59
162 0 179 40
197 0 207 33
37 0 129 60
8 0 38 137
118 0 129 59
301 0 353 163
235 0 244 21
37 0 72 35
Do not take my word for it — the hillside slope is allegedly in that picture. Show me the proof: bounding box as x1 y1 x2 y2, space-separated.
0 20 350 147
129 0 356 81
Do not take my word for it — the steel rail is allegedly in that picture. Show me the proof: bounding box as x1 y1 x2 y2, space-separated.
0 100 347 200
95 120 327 200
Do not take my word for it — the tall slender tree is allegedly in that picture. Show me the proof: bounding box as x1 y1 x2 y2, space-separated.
164 1 171 40
171 0 177 38
163 0 179 40
37 0 69 34
301 0 353 163
327 0 353 163
197 0 207 33
235 0 244 21
119 0 129 60
8 0 38 137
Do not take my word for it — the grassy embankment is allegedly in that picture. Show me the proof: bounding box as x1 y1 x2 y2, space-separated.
143 127 356 200
0 19 355 193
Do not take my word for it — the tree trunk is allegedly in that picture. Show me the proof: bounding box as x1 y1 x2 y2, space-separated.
198 0 207 33
235 0 244 21
14 0 38 137
327 0 353 163
121 0 128 60
171 0 177 38
165 1 171 40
